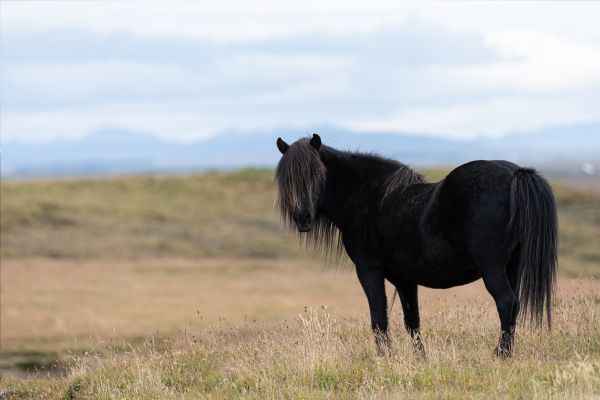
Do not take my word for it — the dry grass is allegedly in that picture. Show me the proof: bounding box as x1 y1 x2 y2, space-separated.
1 257 599 399
0 258 364 366
0 170 298 260
2 292 599 399
2 169 599 277
1 169 599 398
3 258 597 363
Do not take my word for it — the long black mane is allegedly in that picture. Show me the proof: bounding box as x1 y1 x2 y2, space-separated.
275 140 426 261
383 162 426 200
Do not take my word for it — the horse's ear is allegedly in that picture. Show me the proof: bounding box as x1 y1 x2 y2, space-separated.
310 133 321 151
277 137 289 154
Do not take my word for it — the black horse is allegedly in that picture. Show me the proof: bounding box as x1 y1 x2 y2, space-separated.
275 134 557 357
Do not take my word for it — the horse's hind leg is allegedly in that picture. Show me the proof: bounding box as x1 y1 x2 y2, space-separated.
506 248 521 309
501 249 522 353
480 263 520 357
397 282 426 357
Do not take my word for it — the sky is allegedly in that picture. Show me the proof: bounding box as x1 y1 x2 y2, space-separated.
1 1 600 144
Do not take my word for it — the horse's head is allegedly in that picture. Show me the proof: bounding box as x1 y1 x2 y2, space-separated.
275 134 324 232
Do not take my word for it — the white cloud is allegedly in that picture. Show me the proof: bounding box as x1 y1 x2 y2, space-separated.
339 29 600 137
0 2 401 41
372 31 600 105
342 94 600 139
482 31 600 91
4 1 600 44
1 54 354 108
1 103 214 144
1 93 348 144
2 61 200 108
1 1 600 143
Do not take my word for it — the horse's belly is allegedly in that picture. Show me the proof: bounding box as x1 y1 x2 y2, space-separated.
417 268 481 289
386 251 481 289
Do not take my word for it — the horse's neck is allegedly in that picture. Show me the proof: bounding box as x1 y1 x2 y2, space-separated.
319 149 392 229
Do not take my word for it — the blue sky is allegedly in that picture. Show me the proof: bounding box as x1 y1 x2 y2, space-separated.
2 1 600 144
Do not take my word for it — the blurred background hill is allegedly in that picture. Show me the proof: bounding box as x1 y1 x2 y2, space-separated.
2 123 599 178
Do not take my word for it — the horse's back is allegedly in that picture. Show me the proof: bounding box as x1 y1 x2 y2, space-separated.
440 159 518 205
444 159 518 185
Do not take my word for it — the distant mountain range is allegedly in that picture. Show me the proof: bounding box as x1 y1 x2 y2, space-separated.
1 123 599 178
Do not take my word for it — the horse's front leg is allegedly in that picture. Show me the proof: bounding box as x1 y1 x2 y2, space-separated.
397 282 426 358
356 266 388 355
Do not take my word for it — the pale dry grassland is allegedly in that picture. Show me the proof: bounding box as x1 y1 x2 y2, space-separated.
3 259 597 363
2 170 599 277
1 170 599 398
1 258 599 399
2 284 599 399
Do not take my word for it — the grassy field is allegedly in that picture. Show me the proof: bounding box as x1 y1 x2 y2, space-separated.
1 169 599 398
0 170 300 260
2 169 599 275
3 293 600 399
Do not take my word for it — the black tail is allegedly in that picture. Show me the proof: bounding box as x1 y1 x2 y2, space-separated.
507 168 558 328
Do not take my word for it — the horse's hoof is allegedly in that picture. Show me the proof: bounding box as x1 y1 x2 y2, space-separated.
376 347 388 357
494 332 514 358
494 346 512 358
375 334 390 357
376 341 391 357
414 347 426 359
413 341 426 359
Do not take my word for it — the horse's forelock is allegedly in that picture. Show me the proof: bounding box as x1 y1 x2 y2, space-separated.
275 139 325 214
274 139 342 260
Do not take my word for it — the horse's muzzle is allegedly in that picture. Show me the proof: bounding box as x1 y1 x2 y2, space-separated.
293 210 313 232
297 224 312 232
